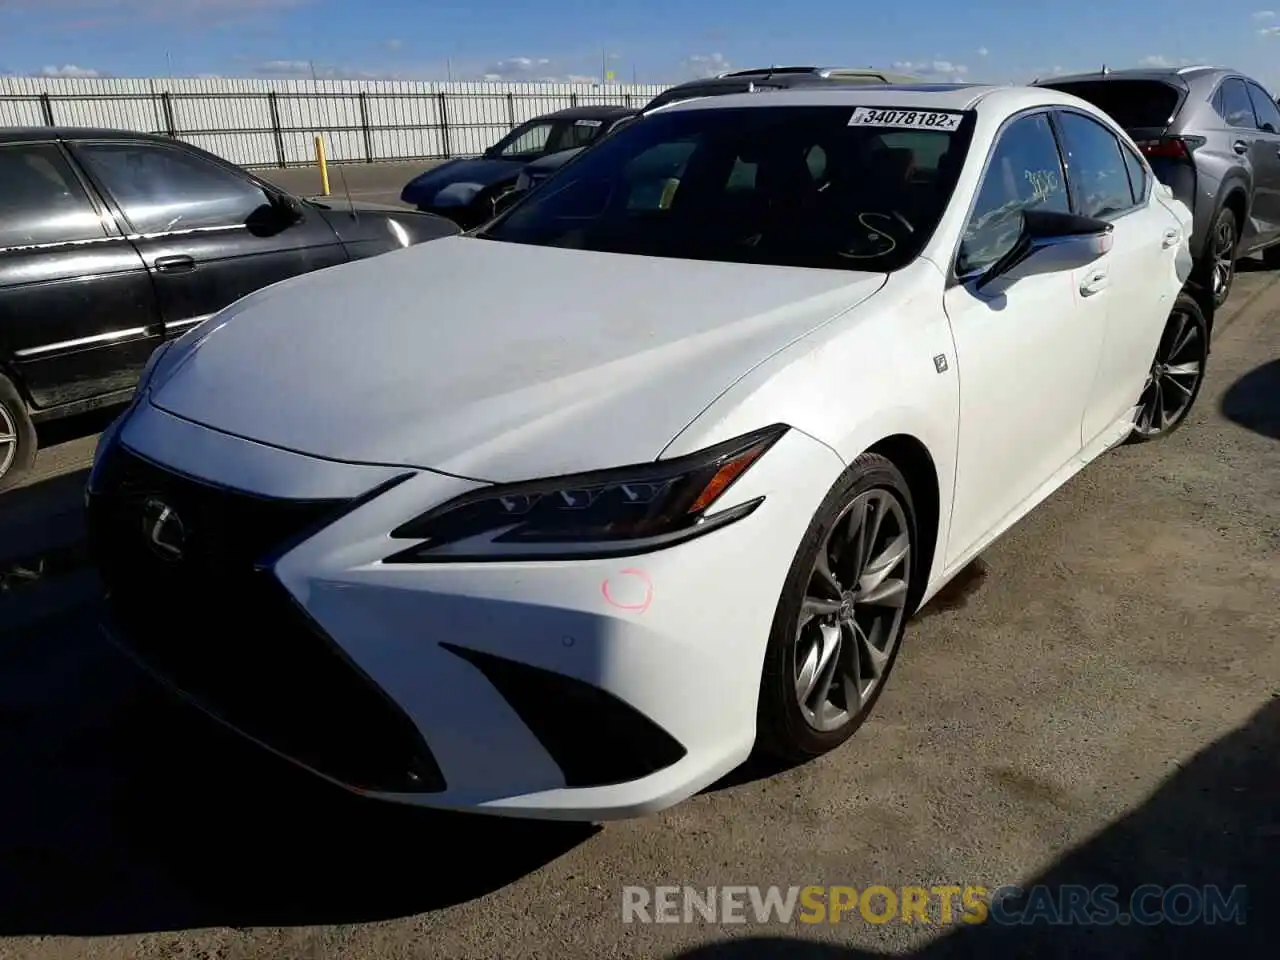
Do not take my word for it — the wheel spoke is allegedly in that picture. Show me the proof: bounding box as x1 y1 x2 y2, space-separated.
1161 374 1193 400
813 548 843 596
858 531 910 596
800 595 842 625
1165 361 1200 377
852 617 890 680
795 623 841 709
1165 311 1189 360
0 434 15 446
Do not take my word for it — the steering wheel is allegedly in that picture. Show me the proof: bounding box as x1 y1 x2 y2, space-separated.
837 211 915 260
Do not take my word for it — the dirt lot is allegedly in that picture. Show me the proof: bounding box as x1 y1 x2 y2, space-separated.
0 264 1276 960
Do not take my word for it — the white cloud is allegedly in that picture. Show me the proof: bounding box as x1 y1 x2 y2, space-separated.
1139 55 1173 67
385 39 403 51
683 53 731 78
892 59 970 81
977 47 989 57
39 63 101 77
481 56 553 81
252 59 390 79
1260 24 1280 35
1253 9 1276 18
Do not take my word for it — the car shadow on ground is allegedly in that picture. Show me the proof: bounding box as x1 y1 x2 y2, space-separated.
667 696 1278 959
0 610 597 937
1220 358 1280 441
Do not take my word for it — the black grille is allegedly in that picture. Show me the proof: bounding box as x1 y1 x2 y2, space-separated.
87 442 445 794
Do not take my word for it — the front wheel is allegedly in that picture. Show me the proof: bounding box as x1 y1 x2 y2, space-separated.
0 373 37 492
1126 292 1209 444
756 453 917 763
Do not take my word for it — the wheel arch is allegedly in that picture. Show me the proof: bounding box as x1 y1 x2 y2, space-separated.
864 432 941 615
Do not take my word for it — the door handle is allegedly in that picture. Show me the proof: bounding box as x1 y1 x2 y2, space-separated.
153 255 195 273
1079 268 1109 296
1233 140 1250 155
1161 227 1181 249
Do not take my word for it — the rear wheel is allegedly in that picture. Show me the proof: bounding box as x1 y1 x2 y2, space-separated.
1127 292 1209 444
0 374 37 492
1202 207 1239 308
757 453 917 762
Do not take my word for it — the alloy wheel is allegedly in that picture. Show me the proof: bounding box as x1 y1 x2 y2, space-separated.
0 403 17 482
794 488 912 732
1133 305 1205 438
1211 217 1236 304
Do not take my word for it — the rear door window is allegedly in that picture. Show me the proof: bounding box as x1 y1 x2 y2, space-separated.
0 143 108 248
1245 80 1280 134
1216 78 1257 129
1042 80 1182 131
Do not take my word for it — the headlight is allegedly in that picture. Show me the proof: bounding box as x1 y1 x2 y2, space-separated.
384 424 788 563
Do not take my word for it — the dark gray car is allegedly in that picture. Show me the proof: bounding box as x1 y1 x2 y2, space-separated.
1037 66 1280 309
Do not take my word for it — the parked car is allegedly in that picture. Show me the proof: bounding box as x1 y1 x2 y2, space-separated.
1037 65 1280 309
641 66 923 112
0 126 459 491
512 114 639 196
87 83 1202 821
400 105 636 227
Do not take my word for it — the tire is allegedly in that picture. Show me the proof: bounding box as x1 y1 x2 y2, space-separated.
1199 206 1240 308
1126 292 1209 444
757 452 918 763
0 373 37 493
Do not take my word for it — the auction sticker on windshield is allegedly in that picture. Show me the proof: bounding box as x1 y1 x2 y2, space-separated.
848 108 963 130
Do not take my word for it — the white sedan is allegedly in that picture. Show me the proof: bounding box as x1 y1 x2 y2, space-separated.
86 83 1205 821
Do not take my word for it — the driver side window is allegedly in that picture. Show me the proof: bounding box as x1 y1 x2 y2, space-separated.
957 113 1069 276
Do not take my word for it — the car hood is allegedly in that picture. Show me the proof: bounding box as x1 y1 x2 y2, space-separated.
403 158 522 198
525 147 586 173
149 236 886 482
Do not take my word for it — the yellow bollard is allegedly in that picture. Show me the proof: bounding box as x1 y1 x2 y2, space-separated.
314 135 330 196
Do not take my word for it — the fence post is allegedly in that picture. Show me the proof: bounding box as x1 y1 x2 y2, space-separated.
570 92 579 108
38 92 55 126
266 92 287 168
506 91 515 128
437 91 451 158
357 91 374 163
159 91 177 139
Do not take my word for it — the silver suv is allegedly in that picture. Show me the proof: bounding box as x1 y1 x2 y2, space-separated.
1037 66 1280 311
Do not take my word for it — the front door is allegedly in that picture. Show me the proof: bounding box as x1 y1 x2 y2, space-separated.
942 111 1109 565
69 139 349 338
0 141 162 409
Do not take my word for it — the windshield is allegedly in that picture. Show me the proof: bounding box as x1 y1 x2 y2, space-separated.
479 105 974 272
489 118 608 160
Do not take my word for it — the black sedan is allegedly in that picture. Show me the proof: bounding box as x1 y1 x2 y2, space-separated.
0 126 459 490
399 105 636 227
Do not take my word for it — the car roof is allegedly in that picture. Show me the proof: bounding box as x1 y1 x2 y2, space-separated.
540 105 637 121
1036 65 1227 85
649 83 999 114
0 125 176 145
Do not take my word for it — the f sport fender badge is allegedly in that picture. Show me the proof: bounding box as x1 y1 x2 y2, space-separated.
934 354 949 373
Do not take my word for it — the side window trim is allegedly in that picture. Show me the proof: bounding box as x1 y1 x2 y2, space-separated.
1053 107 1146 222
946 107 1059 285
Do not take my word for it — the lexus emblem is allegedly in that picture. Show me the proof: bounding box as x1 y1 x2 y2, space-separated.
141 497 185 561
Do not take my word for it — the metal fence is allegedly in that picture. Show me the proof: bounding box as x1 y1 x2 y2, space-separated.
0 76 673 169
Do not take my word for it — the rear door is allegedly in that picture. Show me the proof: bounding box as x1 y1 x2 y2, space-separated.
69 138 348 339
0 140 162 409
1242 79 1280 245
1053 109 1183 444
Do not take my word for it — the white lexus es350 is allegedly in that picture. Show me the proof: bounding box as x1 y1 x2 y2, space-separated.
87 83 1205 821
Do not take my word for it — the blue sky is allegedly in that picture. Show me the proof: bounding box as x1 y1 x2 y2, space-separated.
2 0 1280 88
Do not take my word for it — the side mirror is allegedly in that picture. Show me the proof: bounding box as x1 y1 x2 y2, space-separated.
976 209 1113 290
491 190 522 217
272 193 305 224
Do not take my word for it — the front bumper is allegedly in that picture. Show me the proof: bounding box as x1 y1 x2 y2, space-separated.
87 401 843 820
